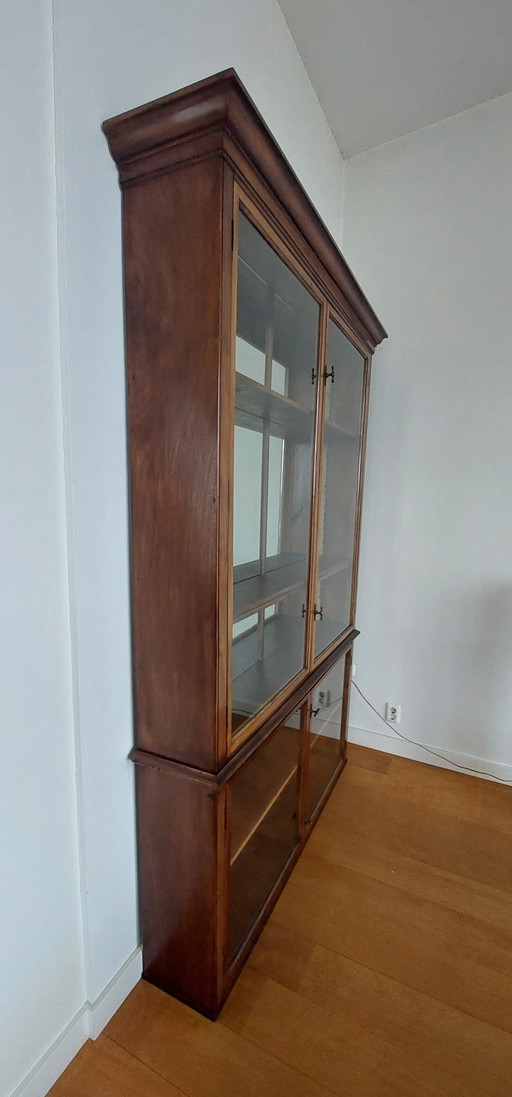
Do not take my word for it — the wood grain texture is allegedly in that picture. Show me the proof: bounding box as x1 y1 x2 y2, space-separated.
103 70 387 350
134 763 226 1016
105 979 331 1097
48 1035 183 1097
50 746 512 1097
124 156 224 770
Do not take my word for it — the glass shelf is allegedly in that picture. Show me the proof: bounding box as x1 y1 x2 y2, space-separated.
235 372 312 443
233 552 350 622
236 370 360 445
232 614 304 721
232 612 343 721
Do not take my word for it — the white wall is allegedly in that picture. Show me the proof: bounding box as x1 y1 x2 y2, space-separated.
343 93 512 774
0 2 86 1095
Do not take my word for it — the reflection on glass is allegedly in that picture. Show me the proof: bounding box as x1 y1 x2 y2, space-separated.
271 359 287 395
313 320 365 659
233 426 262 567
266 436 284 557
232 613 258 640
229 706 303 955
231 212 319 737
307 660 344 820
235 335 265 385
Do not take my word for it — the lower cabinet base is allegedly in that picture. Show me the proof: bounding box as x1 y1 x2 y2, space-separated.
134 743 347 1019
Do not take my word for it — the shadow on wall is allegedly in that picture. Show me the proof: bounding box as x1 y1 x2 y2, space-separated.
408 581 512 766
349 581 512 771
466 582 512 764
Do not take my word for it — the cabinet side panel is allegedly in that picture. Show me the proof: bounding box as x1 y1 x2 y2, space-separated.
136 763 225 1017
124 159 224 768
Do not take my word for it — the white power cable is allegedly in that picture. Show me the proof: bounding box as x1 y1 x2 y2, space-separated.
351 679 512 786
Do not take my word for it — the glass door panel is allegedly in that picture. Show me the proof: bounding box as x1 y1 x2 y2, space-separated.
313 319 365 659
306 657 346 821
232 211 320 737
229 705 304 957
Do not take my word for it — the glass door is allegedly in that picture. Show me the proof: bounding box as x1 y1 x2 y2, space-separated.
304 653 349 823
231 207 321 739
312 317 366 660
228 704 305 957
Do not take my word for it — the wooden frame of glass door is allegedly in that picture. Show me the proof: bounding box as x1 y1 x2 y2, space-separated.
228 184 325 753
227 189 374 756
309 307 373 669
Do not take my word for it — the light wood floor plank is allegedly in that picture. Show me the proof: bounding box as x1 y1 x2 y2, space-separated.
304 813 512 936
48 747 512 1097
219 966 487 1097
47 1034 185 1097
346 743 392 773
273 863 512 1032
105 979 332 1097
323 774 512 891
247 920 512 1097
362 752 512 835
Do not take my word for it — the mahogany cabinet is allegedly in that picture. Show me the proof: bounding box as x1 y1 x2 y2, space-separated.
103 69 386 1018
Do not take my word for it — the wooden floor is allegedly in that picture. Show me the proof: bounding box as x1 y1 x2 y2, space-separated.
50 744 512 1097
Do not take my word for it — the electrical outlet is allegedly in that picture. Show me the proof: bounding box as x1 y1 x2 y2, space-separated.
385 703 401 724
314 688 331 710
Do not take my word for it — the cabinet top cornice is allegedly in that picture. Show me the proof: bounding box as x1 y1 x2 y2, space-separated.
103 69 387 348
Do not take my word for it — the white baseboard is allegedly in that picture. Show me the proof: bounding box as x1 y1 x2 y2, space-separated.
348 724 512 784
10 1011 90 1097
10 946 142 1097
87 945 143 1039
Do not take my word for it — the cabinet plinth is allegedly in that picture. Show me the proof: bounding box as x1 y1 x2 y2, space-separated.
103 68 386 1018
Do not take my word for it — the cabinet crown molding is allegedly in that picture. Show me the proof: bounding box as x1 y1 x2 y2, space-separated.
102 68 387 350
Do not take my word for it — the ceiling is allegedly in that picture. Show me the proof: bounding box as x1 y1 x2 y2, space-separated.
277 0 512 157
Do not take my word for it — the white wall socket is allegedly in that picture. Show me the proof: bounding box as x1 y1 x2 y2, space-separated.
314 688 331 710
385 703 401 724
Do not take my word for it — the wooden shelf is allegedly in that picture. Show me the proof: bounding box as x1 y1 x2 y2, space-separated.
234 553 305 621
229 777 298 957
235 372 361 446
230 724 300 864
235 372 313 442
233 552 351 622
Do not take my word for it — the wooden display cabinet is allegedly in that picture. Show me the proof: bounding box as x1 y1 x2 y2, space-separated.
103 69 386 1018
